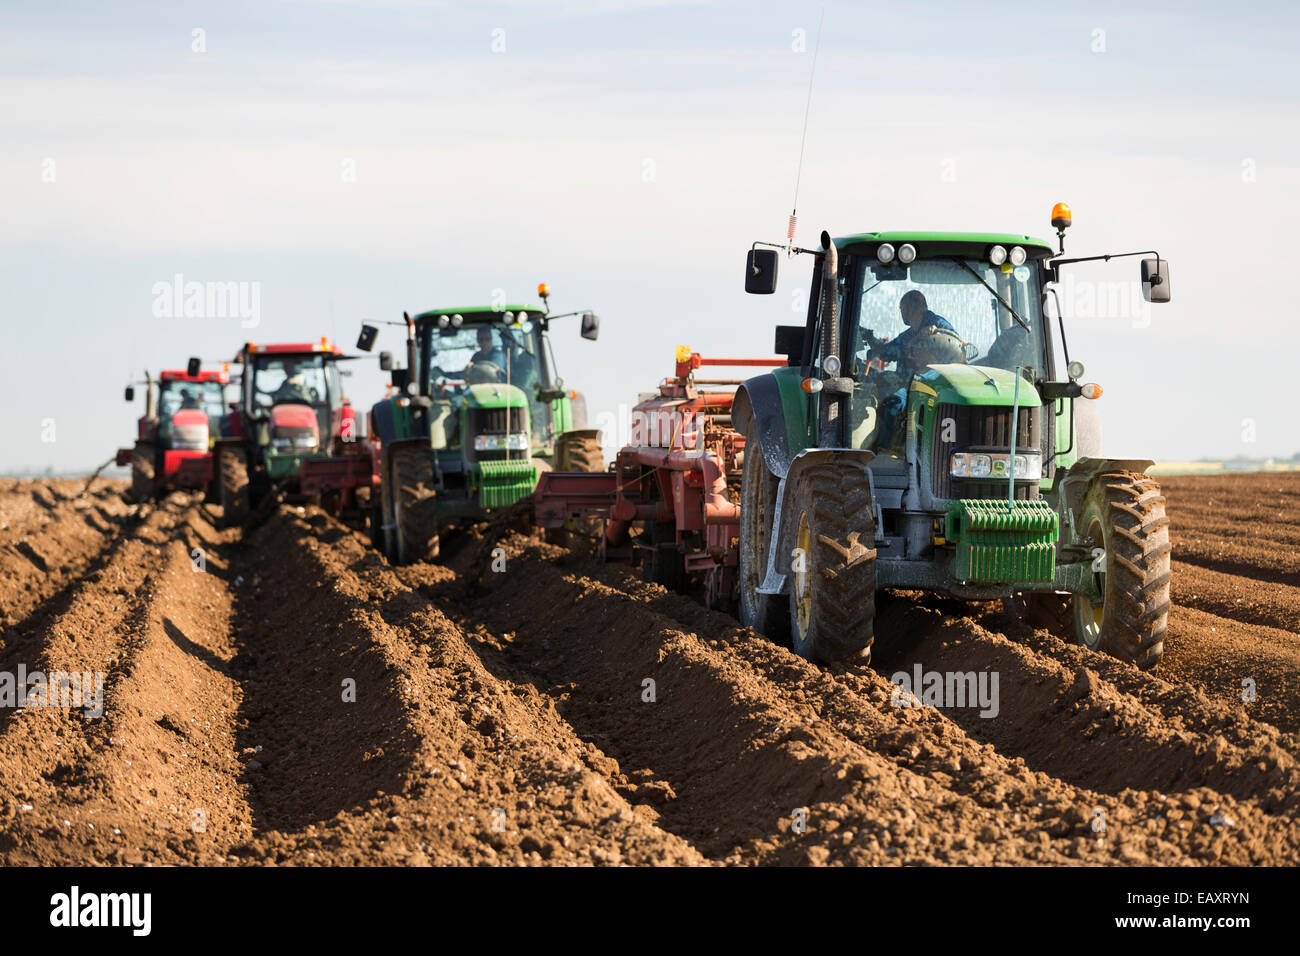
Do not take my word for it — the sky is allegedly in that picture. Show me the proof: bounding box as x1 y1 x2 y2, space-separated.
3 0 1298 472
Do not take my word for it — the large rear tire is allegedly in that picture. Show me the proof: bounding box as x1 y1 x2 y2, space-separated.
737 423 789 641
552 430 605 548
1072 472 1171 670
130 442 156 501
786 460 877 664
392 445 439 564
218 446 250 527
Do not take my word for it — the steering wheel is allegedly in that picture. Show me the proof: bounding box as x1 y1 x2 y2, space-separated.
465 361 504 385
906 327 969 369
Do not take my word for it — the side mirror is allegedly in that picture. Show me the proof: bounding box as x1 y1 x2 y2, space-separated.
357 323 378 352
390 368 410 391
186 356 201 377
124 386 135 402
1141 258 1171 303
745 248 779 295
580 311 600 341
379 351 394 372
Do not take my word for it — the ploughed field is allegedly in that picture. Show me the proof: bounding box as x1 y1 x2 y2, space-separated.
0 473 1296 865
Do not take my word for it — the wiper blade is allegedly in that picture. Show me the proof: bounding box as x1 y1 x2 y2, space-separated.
950 257 1030 332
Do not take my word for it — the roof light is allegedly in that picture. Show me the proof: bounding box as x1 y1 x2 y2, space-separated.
897 243 917 265
988 245 1008 266
438 314 450 328
1081 382 1103 399
451 314 463 328
1051 202 1072 230
1009 246 1027 266
537 283 550 297
1066 360 1084 379
822 354 841 376
876 243 895 264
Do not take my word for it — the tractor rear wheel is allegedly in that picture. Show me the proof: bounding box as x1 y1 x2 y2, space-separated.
737 423 788 641
786 459 877 664
391 445 439 564
556 429 603 472
218 446 250 527
553 430 605 548
130 442 156 501
1072 472 1171 669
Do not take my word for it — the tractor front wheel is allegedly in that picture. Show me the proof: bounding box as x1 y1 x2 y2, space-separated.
218 446 250 527
391 445 439 564
130 442 156 501
786 459 877 664
1072 471 1171 669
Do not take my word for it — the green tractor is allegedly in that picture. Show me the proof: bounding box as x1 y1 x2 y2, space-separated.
735 203 1173 668
359 284 603 563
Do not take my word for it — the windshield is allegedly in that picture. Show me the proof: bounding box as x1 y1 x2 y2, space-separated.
159 380 225 419
420 319 553 453
849 257 1046 380
422 320 541 394
251 354 329 409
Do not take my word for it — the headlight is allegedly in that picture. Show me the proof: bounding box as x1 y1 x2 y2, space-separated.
1009 245 1027 266
988 245 1007 266
897 243 917 264
1066 360 1085 379
474 432 529 452
822 354 841 376
952 451 1042 480
876 243 895 264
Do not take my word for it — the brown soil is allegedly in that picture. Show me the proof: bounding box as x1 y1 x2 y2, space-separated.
0 473 1296 865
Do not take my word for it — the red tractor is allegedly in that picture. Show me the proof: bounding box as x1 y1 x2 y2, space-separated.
117 365 230 500
212 338 373 525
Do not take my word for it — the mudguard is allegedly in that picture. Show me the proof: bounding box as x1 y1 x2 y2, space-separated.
755 447 877 595
732 374 795 479
1051 456 1154 546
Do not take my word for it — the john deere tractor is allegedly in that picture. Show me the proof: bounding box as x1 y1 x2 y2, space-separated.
360 284 602 563
735 204 1173 669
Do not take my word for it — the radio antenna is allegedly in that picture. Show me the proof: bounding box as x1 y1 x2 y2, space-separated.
789 5 825 247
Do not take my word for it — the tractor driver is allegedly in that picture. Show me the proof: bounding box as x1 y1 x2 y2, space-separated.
862 290 957 450
465 326 508 383
180 388 201 410
271 360 314 405
863 290 956 376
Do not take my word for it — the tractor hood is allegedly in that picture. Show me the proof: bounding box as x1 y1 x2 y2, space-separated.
270 404 320 431
912 364 1043 409
463 382 529 409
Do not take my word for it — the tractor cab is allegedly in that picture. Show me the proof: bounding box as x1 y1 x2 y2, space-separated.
831 234 1055 477
413 306 551 456
157 369 229 447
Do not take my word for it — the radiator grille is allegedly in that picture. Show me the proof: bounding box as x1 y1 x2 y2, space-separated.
930 402 1043 501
